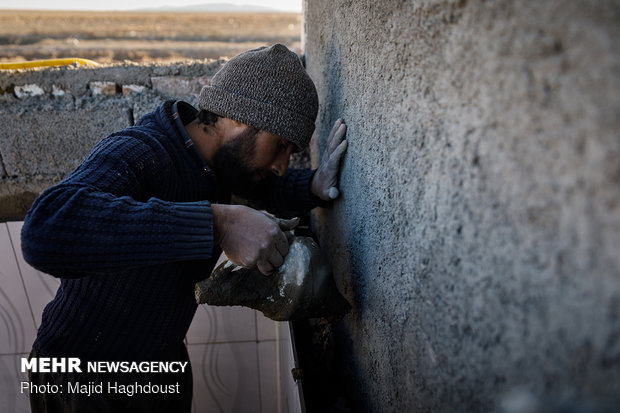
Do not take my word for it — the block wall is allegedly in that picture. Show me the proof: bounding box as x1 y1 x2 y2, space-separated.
0 61 221 220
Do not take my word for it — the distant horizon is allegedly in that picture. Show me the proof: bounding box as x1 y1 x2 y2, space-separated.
0 0 301 12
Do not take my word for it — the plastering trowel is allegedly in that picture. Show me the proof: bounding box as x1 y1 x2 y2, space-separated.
195 236 351 321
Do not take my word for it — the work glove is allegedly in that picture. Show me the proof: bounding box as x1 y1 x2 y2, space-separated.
311 118 348 201
212 204 299 276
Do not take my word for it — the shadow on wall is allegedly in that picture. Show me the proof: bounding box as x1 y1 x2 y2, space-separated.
311 33 377 413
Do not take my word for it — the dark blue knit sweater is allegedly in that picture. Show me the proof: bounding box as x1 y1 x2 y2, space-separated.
21 100 319 361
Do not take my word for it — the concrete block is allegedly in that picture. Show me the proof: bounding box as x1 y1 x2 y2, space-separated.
14 84 44 98
0 179 54 222
0 106 129 178
0 102 135 220
151 76 211 98
89 81 119 96
122 84 146 95
0 61 223 221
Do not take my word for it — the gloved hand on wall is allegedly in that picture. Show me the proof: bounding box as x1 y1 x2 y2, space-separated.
311 118 348 200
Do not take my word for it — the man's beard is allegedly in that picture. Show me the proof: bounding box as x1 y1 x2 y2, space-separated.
212 127 270 200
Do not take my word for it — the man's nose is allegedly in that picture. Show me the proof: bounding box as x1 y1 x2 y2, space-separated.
270 151 290 176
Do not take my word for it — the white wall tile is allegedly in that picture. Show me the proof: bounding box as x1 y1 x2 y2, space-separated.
0 223 37 354
7 222 60 329
186 305 257 344
188 342 260 413
256 312 277 342
0 353 31 413
258 341 277 413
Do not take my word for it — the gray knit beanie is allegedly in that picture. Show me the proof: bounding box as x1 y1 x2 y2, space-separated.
198 44 318 151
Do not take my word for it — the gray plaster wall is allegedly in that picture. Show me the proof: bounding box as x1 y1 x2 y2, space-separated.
304 0 620 412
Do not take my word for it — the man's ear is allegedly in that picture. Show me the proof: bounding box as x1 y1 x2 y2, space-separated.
222 118 252 133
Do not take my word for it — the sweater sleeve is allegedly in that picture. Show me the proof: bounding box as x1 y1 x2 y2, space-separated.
21 133 215 278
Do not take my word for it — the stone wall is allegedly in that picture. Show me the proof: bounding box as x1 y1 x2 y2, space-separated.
0 61 222 220
304 0 620 412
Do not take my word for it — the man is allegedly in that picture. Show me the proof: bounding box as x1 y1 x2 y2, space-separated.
21 44 347 412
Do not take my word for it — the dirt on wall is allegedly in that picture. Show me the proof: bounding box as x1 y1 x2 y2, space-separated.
304 0 620 412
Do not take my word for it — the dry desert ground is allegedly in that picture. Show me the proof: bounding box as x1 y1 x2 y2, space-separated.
0 10 301 63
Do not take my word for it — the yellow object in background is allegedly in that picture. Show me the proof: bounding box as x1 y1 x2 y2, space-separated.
0 58 98 70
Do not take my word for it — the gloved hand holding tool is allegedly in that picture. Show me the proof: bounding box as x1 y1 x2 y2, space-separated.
196 236 351 321
212 204 299 275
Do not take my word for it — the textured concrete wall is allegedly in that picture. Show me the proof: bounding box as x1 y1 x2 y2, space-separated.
304 1 620 412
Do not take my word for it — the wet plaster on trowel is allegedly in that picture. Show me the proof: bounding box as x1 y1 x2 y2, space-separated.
195 237 351 321
278 240 310 299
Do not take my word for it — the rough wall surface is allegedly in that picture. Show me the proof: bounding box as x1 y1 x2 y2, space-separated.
304 1 620 412
0 61 223 220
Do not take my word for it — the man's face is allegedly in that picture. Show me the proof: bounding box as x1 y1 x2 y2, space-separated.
212 125 294 198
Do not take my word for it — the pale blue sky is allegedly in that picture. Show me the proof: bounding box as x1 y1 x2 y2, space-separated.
0 0 301 12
